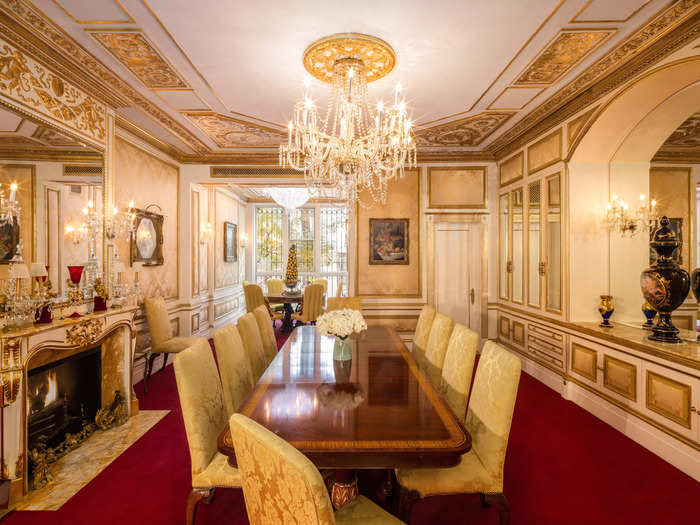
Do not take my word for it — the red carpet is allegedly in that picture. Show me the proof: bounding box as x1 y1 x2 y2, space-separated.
3 328 698 525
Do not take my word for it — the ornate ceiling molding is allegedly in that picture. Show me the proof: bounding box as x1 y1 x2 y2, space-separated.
182 111 285 149
90 31 188 89
32 124 82 146
415 112 514 148
660 112 700 148
514 30 615 85
489 0 700 158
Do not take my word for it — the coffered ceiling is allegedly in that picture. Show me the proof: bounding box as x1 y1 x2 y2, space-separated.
2 0 698 162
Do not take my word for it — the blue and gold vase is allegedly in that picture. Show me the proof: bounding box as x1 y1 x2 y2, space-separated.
598 295 614 327
641 301 657 330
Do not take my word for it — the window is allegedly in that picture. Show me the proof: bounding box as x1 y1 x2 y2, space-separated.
254 204 349 296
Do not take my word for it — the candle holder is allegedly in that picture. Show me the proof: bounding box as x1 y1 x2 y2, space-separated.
93 277 108 312
67 265 84 318
31 264 52 324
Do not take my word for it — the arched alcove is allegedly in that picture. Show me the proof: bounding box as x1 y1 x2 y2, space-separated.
567 57 700 321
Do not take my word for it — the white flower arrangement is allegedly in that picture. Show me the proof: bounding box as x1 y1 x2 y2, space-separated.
316 309 367 339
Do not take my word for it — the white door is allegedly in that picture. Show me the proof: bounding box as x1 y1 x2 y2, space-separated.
435 223 480 333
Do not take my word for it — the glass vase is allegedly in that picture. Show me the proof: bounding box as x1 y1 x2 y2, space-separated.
333 337 352 361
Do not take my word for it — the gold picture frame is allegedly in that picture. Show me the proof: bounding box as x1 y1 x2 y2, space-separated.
130 206 164 266
369 218 409 265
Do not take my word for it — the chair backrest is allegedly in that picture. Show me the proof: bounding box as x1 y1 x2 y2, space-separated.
144 296 173 349
267 278 284 296
213 323 253 416
439 323 478 420
238 312 268 382
253 304 278 363
412 305 435 367
230 414 336 525
326 296 362 312
335 281 343 297
173 339 227 478
243 280 250 286
300 284 324 323
423 312 454 388
312 278 328 295
466 341 521 482
244 284 265 313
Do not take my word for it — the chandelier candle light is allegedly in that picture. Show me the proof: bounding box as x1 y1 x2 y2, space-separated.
605 194 658 236
280 33 416 207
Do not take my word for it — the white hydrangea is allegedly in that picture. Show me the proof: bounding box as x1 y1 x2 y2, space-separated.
316 309 367 339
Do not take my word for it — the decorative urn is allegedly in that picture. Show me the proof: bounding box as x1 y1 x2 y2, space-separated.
641 301 657 330
598 295 614 327
640 216 690 343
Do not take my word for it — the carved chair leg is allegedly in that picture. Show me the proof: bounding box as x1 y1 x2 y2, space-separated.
186 488 212 525
147 354 157 381
142 359 149 395
480 493 490 508
203 487 216 504
483 493 510 525
161 352 169 372
396 486 420 523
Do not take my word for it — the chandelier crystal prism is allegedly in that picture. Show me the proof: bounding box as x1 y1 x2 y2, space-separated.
279 33 416 207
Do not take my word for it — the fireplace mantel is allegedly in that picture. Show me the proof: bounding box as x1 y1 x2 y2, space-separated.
0 306 138 506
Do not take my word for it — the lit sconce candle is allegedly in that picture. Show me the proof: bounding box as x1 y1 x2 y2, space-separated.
128 200 134 209
303 74 311 99
651 199 657 207
9 182 17 203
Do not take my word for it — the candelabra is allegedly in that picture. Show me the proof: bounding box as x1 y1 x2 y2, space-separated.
0 183 20 225
2 246 39 330
605 194 658 236
105 201 136 241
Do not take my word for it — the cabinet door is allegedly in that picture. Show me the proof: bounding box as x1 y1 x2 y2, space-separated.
511 188 524 304
499 193 510 300
545 173 563 313
527 181 542 308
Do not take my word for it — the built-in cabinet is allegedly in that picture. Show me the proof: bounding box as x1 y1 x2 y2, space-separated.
499 172 563 317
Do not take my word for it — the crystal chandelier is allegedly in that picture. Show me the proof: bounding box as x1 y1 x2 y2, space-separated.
0 182 21 225
266 187 311 213
279 33 416 207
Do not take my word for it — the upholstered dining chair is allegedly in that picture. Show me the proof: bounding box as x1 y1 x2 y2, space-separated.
238 312 268 383
244 283 283 326
144 296 203 388
326 296 362 312
395 341 522 525
291 283 324 326
335 280 343 297
253 304 279 364
312 278 328 295
438 323 478 420
266 278 285 313
422 312 454 388
213 322 253 417
173 339 241 525
412 305 436 368
230 413 404 525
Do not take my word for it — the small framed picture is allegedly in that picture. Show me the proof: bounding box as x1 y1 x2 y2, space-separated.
224 221 238 262
369 218 409 265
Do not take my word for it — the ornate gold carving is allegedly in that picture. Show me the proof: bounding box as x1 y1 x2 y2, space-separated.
646 371 692 429
90 32 187 89
0 36 106 142
14 452 24 478
491 1 699 157
65 318 105 347
1 336 21 406
658 112 700 150
498 316 510 339
183 112 284 148
513 321 525 346
330 474 359 509
303 33 395 83
416 112 514 148
94 390 128 430
515 30 614 85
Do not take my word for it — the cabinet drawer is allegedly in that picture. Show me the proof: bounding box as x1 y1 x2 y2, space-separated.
529 334 563 357
529 344 564 371
528 322 564 344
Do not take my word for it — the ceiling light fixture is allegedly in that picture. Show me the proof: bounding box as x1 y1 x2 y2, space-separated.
279 33 416 207
266 187 312 214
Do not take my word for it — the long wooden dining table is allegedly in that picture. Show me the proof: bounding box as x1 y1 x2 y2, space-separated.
218 324 471 508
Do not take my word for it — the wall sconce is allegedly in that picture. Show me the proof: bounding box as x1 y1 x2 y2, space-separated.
200 222 213 245
65 224 88 246
605 194 658 236
239 232 249 248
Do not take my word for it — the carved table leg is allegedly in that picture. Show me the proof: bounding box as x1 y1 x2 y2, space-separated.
331 469 358 510
281 304 294 333
396 486 420 523
375 469 394 509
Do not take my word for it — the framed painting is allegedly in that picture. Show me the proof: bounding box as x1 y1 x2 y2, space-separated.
130 207 164 266
224 221 238 262
369 218 409 265
0 220 20 264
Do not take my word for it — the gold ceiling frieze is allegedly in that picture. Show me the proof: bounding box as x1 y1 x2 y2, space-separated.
90 31 188 89
514 30 615 85
489 0 700 159
415 112 514 148
183 111 285 149
32 124 81 146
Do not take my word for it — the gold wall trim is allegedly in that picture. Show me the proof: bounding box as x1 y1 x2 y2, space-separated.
646 370 692 429
427 166 487 209
603 355 637 401
498 315 510 339
487 85 546 111
513 320 525 345
527 128 562 174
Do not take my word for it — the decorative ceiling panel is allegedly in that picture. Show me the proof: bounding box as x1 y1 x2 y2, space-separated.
182 112 284 149
514 30 615 85
660 112 700 149
415 112 515 148
570 0 651 24
90 32 188 89
488 87 545 110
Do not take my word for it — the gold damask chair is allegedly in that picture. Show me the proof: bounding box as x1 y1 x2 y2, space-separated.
144 296 203 389
230 413 404 525
213 323 253 417
326 296 362 312
291 283 324 326
238 312 268 383
266 278 285 314
396 341 522 525
438 323 478 420
312 278 328 295
412 305 436 368
173 339 241 525
253 304 279 364
422 312 454 388
245 283 282 326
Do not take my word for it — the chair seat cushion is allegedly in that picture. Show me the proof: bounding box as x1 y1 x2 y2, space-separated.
192 452 241 488
334 495 404 524
395 450 500 497
153 336 204 354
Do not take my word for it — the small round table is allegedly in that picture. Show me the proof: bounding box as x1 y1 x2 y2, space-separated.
266 293 303 333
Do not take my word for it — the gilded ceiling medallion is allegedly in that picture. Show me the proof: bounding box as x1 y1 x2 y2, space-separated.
515 30 614 85
183 112 284 149
415 112 515 148
91 32 188 89
303 33 396 83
